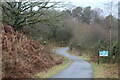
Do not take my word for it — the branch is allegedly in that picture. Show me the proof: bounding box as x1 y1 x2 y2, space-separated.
2 7 14 19
22 2 43 11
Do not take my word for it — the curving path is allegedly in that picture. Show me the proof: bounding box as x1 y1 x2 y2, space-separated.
51 47 93 78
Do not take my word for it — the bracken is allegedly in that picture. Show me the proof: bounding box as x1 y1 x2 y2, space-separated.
1 23 62 78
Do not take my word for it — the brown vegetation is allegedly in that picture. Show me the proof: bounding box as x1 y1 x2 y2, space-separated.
1 23 63 78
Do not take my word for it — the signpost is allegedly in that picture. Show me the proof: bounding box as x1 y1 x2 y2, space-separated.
98 50 109 65
99 51 109 56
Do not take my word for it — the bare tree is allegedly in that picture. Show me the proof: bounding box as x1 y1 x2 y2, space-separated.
104 1 117 45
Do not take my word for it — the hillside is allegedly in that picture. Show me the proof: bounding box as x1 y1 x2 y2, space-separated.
1 23 62 78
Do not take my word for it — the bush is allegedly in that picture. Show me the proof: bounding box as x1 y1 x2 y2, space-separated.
92 41 119 63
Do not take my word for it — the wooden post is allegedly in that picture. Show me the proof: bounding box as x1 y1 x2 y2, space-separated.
98 50 99 65
109 2 113 63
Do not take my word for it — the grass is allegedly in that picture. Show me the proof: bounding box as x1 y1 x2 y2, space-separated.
67 49 118 78
33 57 72 78
92 63 118 78
91 62 105 78
103 63 118 78
33 48 72 78
67 50 91 61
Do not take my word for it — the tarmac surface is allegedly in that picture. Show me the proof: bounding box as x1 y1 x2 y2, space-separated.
51 47 93 78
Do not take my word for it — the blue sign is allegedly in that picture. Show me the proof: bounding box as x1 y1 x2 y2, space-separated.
99 51 109 56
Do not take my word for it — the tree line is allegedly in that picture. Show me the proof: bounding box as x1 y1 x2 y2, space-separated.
1 1 119 63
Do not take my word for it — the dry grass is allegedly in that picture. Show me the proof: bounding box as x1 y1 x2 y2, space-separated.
104 63 118 78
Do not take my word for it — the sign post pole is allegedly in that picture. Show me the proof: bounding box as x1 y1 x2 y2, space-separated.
98 50 99 65
99 50 109 64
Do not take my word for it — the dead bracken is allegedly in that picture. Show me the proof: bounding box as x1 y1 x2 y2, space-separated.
1 23 63 78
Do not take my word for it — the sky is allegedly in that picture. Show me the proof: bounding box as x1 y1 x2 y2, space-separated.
51 0 119 8
50 0 119 17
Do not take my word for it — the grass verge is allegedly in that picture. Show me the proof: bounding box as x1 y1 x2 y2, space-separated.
91 62 105 78
91 63 118 78
67 50 91 61
67 49 118 78
33 48 72 78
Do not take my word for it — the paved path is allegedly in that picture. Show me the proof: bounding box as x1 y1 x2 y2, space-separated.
51 47 93 78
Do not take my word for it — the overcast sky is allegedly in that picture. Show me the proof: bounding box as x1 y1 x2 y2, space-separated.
51 0 119 8
51 0 119 17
